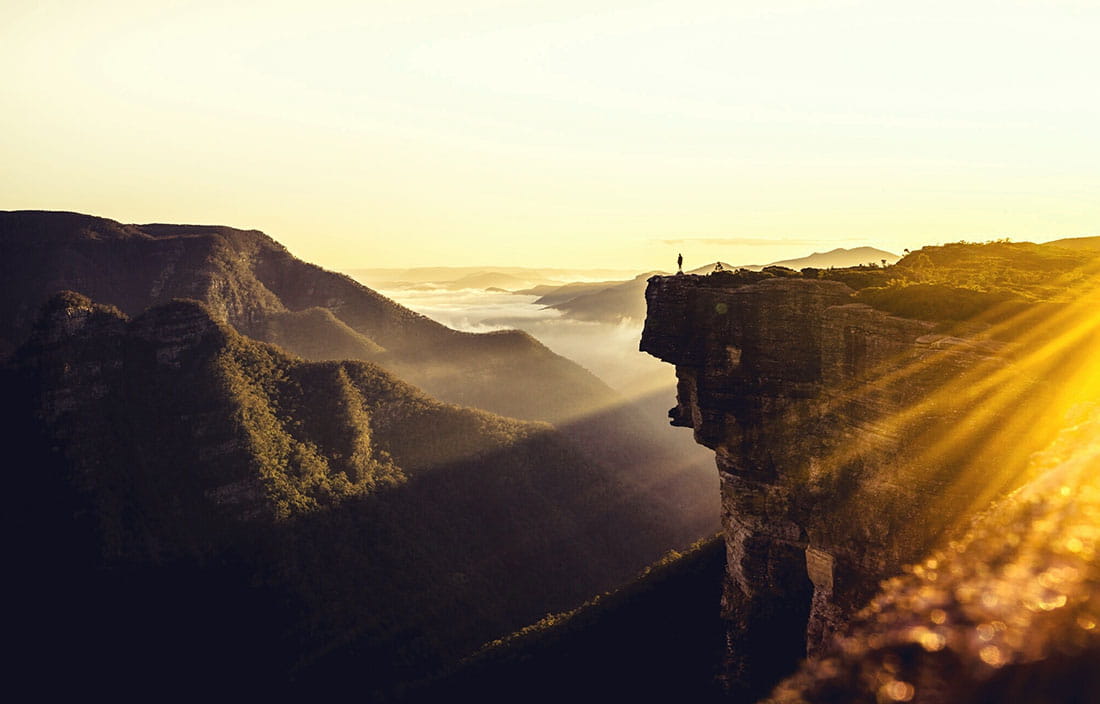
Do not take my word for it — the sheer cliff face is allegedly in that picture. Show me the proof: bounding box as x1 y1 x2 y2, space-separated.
640 274 1057 695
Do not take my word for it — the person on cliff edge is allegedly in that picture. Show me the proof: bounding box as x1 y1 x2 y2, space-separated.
677 252 683 274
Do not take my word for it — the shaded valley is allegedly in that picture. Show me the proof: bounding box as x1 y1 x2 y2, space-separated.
0 210 718 695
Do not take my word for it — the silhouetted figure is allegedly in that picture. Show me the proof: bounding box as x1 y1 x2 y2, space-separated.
677 252 683 274
714 262 724 273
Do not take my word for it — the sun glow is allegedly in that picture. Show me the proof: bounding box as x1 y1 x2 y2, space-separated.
724 249 1100 699
770 401 1100 701
3 0 1099 270
802 257 1100 526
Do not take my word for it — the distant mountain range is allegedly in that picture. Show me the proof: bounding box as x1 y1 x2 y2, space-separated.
352 248 900 294
527 247 900 323
342 249 901 333
1042 235 1100 251
764 246 899 270
537 273 663 323
0 211 630 422
682 247 897 274
0 210 716 695
350 266 638 291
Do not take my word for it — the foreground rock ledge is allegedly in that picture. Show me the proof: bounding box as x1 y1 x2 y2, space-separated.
640 273 1087 699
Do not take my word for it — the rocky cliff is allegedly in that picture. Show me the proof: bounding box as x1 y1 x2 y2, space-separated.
641 271 1098 699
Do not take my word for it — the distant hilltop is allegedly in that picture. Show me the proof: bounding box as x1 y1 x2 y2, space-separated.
534 248 901 324
348 265 639 290
352 249 900 291
764 246 899 270
687 246 900 274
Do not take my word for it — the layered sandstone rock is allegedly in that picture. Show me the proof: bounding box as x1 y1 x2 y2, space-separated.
640 273 1056 697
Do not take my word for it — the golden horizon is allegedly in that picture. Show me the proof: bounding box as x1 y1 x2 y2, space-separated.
2 0 1097 270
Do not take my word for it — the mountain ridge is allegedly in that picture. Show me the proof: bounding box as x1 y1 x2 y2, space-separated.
0 210 622 422
7 288 710 694
1 211 719 532
534 248 899 324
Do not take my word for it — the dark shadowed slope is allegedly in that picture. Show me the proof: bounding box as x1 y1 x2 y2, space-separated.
4 292 708 697
409 537 729 704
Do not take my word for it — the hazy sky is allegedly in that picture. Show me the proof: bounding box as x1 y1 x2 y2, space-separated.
3 0 1098 270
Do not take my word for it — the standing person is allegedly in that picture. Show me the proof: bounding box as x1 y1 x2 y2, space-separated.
677 252 683 274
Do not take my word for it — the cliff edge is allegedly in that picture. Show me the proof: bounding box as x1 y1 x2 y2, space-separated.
641 270 1100 700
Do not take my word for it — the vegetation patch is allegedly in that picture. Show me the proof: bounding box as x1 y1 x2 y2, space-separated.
815 240 1100 323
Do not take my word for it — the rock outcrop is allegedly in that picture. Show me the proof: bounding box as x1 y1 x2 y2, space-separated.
767 407 1100 703
641 272 1092 698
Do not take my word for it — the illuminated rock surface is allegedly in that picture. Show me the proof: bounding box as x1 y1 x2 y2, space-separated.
767 410 1100 702
642 271 1100 700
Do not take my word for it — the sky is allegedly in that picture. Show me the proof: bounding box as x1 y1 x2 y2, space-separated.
2 0 1098 270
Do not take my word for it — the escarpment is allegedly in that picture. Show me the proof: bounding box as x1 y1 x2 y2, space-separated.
641 272 1098 698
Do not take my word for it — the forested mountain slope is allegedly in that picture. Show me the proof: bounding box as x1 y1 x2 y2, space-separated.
5 291 706 695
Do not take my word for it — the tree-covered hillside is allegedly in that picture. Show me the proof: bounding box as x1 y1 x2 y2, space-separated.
0 209 719 547
408 537 730 703
5 292 706 696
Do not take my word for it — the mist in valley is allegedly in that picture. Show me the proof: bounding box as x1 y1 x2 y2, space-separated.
354 279 720 534
366 285 673 396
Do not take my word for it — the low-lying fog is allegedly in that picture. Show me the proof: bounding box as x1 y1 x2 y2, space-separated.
355 278 722 532
372 286 675 396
